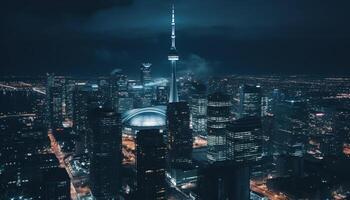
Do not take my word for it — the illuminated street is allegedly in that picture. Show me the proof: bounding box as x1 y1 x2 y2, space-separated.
48 130 93 200
250 180 288 200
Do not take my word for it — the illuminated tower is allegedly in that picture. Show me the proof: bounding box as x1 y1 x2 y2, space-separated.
168 5 179 103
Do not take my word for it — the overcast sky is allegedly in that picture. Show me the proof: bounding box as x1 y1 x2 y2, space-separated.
1 0 350 77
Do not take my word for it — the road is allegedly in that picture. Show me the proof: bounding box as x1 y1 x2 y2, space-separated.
49 131 91 200
250 180 288 200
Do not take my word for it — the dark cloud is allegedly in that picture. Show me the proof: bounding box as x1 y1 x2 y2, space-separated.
2 0 133 16
178 54 216 77
1 0 350 76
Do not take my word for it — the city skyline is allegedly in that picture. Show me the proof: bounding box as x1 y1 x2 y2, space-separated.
1 1 350 200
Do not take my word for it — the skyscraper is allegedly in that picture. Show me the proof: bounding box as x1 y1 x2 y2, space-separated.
166 102 193 168
136 129 167 200
140 63 152 86
207 92 231 162
197 161 250 200
273 100 308 177
109 70 120 111
41 168 71 200
73 84 90 154
190 81 207 136
46 74 65 130
156 86 168 105
89 108 122 200
238 84 262 118
168 5 179 103
226 116 263 163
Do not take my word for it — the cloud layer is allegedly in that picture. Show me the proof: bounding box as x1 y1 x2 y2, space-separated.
1 0 350 76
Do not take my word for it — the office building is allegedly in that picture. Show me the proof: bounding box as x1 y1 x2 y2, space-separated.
140 63 152 86
207 92 231 162
197 161 250 200
89 108 122 199
46 74 66 130
136 129 167 200
73 84 91 154
226 116 263 163
156 86 168 105
190 82 207 136
166 102 193 168
41 168 71 200
238 84 262 118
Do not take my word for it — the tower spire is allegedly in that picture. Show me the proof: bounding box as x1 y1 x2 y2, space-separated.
171 4 176 48
168 4 179 103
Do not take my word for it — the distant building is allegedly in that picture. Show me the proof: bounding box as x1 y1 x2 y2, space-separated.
46 74 65 130
72 84 92 154
238 84 262 119
156 86 168 105
207 92 231 162
118 96 134 113
272 100 308 177
273 100 308 157
89 108 122 199
140 63 152 86
136 129 167 200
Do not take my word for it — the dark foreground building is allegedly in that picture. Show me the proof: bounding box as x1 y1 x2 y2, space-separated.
166 102 193 168
89 108 122 200
136 129 167 200
197 161 250 200
42 168 71 200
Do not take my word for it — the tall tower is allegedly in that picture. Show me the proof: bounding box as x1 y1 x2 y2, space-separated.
168 5 179 103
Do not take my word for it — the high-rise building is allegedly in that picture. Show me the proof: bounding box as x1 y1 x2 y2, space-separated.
238 84 262 118
109 71 120 111
73 84 93 154
197 161 250 200
41 168 71 200
89 108 122 200
273 100 308 157
166 102 193 168
64 78 76 125
118 95 134 113
207 92 231 162
140 63 152 86
272 100 308 177
226 116 263 163
140 87 154 108
46 74 65 130
156 86 168 105
136 129 167 200
190 82 207 136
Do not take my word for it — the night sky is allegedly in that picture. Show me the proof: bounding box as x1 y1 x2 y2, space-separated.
1 0 350 77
